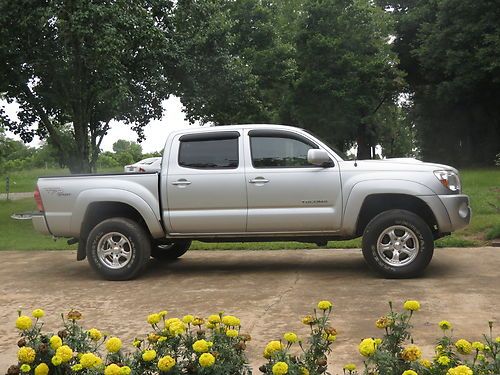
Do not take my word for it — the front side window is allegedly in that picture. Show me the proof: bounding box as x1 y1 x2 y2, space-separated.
178 134 239 169
250 132 318 168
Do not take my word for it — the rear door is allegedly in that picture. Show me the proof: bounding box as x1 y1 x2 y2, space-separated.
166 131 247 234
244 129 342 233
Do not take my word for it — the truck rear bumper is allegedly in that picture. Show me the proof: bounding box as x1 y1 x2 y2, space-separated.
438 194 471 231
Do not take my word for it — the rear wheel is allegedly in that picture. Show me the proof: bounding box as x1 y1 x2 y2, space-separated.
362 209 434 278
151 240 191 261
86 217 151 280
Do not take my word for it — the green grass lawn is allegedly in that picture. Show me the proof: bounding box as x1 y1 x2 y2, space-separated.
0 167 122 194
0 168 498 250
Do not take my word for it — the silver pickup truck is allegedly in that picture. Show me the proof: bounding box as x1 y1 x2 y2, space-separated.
28 124 471 280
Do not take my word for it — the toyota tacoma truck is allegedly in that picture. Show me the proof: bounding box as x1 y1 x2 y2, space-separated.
26 124 471 280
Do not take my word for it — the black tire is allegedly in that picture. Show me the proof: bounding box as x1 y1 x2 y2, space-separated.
86 217 151 280
362 209 434 278
151 240 191 261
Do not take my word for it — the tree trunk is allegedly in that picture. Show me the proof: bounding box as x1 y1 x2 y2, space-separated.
356 123 371 160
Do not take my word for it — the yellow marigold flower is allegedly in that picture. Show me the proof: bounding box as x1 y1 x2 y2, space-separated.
403 300 421 311
132 339 142 348
193 339 210 353
121 366 131 375
208 314 221 324
472 341 484 351
147 313 161 325
283 332 299 343
376 316 393 329
142 349 157 362
402 345 422 361
87 328 102 341
199 353 215 367
226 329 239 338
272 361 289 375
477 354 485 361
263 340 284 358
446 365 473 375
158 310 168 318
165 317 182 328
20 364 31 373
222 315 241 327
402 371 418 375
104 364 122 375
71 364 83 371
106 337 122 353
193 317 205 326
158 355 176 372
148 333 161 342
439 320 452 330
496 336 500 343
16 316 33 331
32 309 45 319
326 334 336 342
182 315 194 324
49 335 63 350
437 356 451 366
51 355 62 366
18 347 36 364
455 339 472 354
300 367 310 375
80 353 101 368
317 300 333 310
419 359 431 368
34 363 49 375
343 364 356 371
302 315 315 325
67 309 82 321
358 338 376 357
169 321 186 336
56 345 73 362
374 338 382 346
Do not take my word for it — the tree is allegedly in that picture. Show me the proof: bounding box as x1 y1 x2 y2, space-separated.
292 0 404 158
172 0 298 125
112 139 143 162
382 0 500 166
0 0 175 173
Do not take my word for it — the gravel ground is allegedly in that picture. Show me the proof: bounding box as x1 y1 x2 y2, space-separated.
1 247 499 374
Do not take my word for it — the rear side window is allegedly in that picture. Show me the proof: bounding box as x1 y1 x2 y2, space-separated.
178 132 239 169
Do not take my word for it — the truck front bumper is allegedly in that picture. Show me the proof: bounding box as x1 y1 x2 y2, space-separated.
438 194 471 231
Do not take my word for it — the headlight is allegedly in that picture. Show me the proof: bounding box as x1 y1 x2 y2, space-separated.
434 170 461 193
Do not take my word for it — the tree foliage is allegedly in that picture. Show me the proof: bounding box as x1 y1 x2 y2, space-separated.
292 0 404 157
383 0 500 166
0 0 174 173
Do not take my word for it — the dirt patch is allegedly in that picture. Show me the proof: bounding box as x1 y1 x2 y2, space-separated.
1 248 499 374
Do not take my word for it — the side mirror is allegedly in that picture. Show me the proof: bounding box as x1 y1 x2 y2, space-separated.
307 149 334 167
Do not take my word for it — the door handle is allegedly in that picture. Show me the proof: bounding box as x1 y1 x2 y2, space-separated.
172 179 192 186
249 178 269 184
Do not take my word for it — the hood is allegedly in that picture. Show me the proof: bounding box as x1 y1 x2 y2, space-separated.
339 158 458 173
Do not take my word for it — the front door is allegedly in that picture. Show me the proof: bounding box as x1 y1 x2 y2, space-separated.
245 129 342 233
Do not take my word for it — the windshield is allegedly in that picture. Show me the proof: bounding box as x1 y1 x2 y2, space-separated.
302 129 347 161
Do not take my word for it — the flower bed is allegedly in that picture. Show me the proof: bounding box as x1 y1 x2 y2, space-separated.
7 301 500 375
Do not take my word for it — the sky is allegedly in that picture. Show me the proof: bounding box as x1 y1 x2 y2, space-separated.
1 96 202 153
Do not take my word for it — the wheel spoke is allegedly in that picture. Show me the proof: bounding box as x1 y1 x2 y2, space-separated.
117 237 127 247
400 232 411 243
388 229 397 242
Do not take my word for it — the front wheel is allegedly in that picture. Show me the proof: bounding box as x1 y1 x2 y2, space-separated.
362 209 434 278
86 217 151 280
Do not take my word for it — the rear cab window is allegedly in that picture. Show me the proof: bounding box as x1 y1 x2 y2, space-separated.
178 131 240 169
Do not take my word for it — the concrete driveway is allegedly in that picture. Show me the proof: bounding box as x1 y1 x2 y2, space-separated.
0 247 498 374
